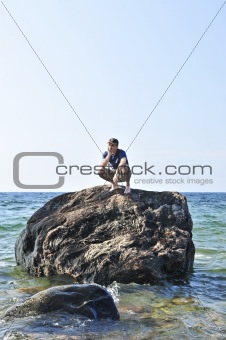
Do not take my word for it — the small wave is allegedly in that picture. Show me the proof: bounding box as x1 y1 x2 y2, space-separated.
195 254 213 259
107 281 120 303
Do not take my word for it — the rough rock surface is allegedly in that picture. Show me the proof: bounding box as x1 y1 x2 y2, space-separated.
2 284 119 321
15 185 195 285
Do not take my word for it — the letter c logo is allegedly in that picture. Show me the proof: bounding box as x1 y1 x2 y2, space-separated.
13 152 65 189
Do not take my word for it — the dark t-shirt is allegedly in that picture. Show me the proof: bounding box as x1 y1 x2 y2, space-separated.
102 149 129 169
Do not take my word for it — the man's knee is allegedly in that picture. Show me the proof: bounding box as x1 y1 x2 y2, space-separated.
96 167 106 180
119 166 130 175
97 166 105 177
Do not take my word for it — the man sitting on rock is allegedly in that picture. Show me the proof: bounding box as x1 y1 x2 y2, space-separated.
98 138 131 194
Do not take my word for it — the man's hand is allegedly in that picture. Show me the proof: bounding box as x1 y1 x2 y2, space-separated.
107 146 113 156
101 148 112 167
113 173 118 184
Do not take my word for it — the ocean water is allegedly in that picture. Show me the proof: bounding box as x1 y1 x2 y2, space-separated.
0 191 225 339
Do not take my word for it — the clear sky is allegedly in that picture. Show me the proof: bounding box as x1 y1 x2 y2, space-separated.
1 0 226 192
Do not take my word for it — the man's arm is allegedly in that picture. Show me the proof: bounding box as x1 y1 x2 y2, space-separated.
114 157 126 174
118 157 127 167
100 151 111 167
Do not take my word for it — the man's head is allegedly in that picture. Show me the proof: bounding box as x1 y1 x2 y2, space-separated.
107 138 118 146
107 138 118 154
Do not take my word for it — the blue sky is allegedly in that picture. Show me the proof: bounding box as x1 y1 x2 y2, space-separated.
1 0 225 192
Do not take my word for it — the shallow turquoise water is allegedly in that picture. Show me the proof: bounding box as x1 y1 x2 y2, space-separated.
0 192 225 339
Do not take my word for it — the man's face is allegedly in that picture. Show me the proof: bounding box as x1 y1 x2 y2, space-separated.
108 142 118 154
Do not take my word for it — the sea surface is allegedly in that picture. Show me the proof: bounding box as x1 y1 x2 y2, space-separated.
0 192 225 339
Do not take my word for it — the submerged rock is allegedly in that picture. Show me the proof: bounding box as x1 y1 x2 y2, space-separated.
2 332 33 340
2 284 119 321
15 185 195 285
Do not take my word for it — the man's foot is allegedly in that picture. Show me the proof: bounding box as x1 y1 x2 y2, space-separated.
110 183 119 191
124 186 131 194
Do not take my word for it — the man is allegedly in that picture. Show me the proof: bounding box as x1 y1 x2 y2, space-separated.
98 138 131 194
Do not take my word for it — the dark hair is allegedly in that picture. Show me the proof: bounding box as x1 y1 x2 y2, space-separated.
108 138 119 145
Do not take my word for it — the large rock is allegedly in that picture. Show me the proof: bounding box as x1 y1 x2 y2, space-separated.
2 284 119 321
15 185 195 285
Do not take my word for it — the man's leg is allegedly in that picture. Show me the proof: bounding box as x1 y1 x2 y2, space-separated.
118 166 131 194
97 167 118 191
